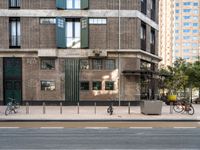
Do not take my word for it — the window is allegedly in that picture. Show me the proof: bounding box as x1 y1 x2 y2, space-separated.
183 29 190 33
150 0 156 20
89 18 107 24
92 81 102 90
141 22 146 50
66 0 80 9
193 30 198 33
183 36 190 40
80 59 89 69
193 10 198 14
141 0 147 14
175 36 179 40
176 3 179 6
141 22 146 40
92 59 102 70
80 81 89 90
183 43 190 46
105 81 114 90
183 22 190 26
183 56 190 60
192 43 198 47
194 2 198 6
66 19 80 48
41 81 55 91
183 16 190 19
104 59 115 70
175 30 179 33
183 9 191 13
183 49 189 53
183 2 191 6
192 37 198 40
193 16 198 20
175 16 179 20
176 10 179 13
193 23 198 27
9 0 20 8
40 58 55 70
9 18 20 48
40 18 56 24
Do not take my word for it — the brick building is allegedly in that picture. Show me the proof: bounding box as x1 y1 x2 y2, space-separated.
0 0 160 105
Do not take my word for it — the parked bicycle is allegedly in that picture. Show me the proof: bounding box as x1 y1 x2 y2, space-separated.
5 98 20 116
107 102 113 115
173 100 194 115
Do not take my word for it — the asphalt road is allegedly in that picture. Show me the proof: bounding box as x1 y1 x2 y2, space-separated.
0 128 200 149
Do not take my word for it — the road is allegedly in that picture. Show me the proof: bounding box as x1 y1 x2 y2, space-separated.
0 127 200 149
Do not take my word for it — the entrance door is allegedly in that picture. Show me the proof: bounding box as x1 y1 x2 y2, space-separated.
3 58 22 105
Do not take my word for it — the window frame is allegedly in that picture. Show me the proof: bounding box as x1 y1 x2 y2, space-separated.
92 81 102 90
105 81 114 90
40 58 56 70
80 81 90 91
41 80 56 91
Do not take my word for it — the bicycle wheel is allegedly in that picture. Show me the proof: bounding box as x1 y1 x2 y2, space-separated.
187 105 194 115
5 106 11 116
173 103 184 113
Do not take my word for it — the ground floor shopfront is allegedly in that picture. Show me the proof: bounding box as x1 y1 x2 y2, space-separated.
0 50 161 105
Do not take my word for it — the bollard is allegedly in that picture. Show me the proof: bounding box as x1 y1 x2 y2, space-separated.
128 102 130 114
60 102 63 114
43 102 46 114
26 102 29 114
170 102 173 114
94 102 96 114
77 102 79 114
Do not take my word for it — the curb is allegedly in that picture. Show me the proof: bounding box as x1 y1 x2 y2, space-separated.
0 119 199 122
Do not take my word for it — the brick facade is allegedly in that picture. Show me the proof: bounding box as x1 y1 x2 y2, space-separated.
0 0 160 104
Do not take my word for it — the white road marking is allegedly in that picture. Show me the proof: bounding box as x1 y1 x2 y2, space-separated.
173 127 197 129
0 127 20 129
129 127 153 129
40 127 64 129
85 127 109 129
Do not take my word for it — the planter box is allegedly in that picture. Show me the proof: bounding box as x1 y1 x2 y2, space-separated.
140 100 163 115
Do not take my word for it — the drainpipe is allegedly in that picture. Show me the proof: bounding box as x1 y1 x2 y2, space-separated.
118 0 121 106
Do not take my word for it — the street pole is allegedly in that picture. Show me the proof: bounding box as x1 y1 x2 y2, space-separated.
118 0 121 106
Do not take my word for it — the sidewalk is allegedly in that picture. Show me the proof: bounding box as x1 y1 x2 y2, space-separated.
0 103 199 121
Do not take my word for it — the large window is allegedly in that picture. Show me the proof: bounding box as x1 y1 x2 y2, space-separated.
9 18 20 48
141 0 147 14
150 0 156 21
105 81 114 90
141 22 146 50
92 81 102 90
150 29 155 54
80 81 89 90
92 59 102 70
40 58 55 70
9 0 20 8
104 60 115 70
67 0 80 9
41 81 56 91
66 19 80 48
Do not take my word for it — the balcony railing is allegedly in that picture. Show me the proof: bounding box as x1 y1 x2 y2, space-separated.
9 35 21 48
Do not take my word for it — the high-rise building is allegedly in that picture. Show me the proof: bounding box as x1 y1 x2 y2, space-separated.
159 0 200 67
159 0 174 67
174 0 200 63
0 0 160 105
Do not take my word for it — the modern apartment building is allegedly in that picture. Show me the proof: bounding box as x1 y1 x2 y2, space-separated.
159 0 200 67
174 0 200 63
0 0 160 105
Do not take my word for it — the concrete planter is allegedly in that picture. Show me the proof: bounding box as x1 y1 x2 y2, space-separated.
140 100 163 115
